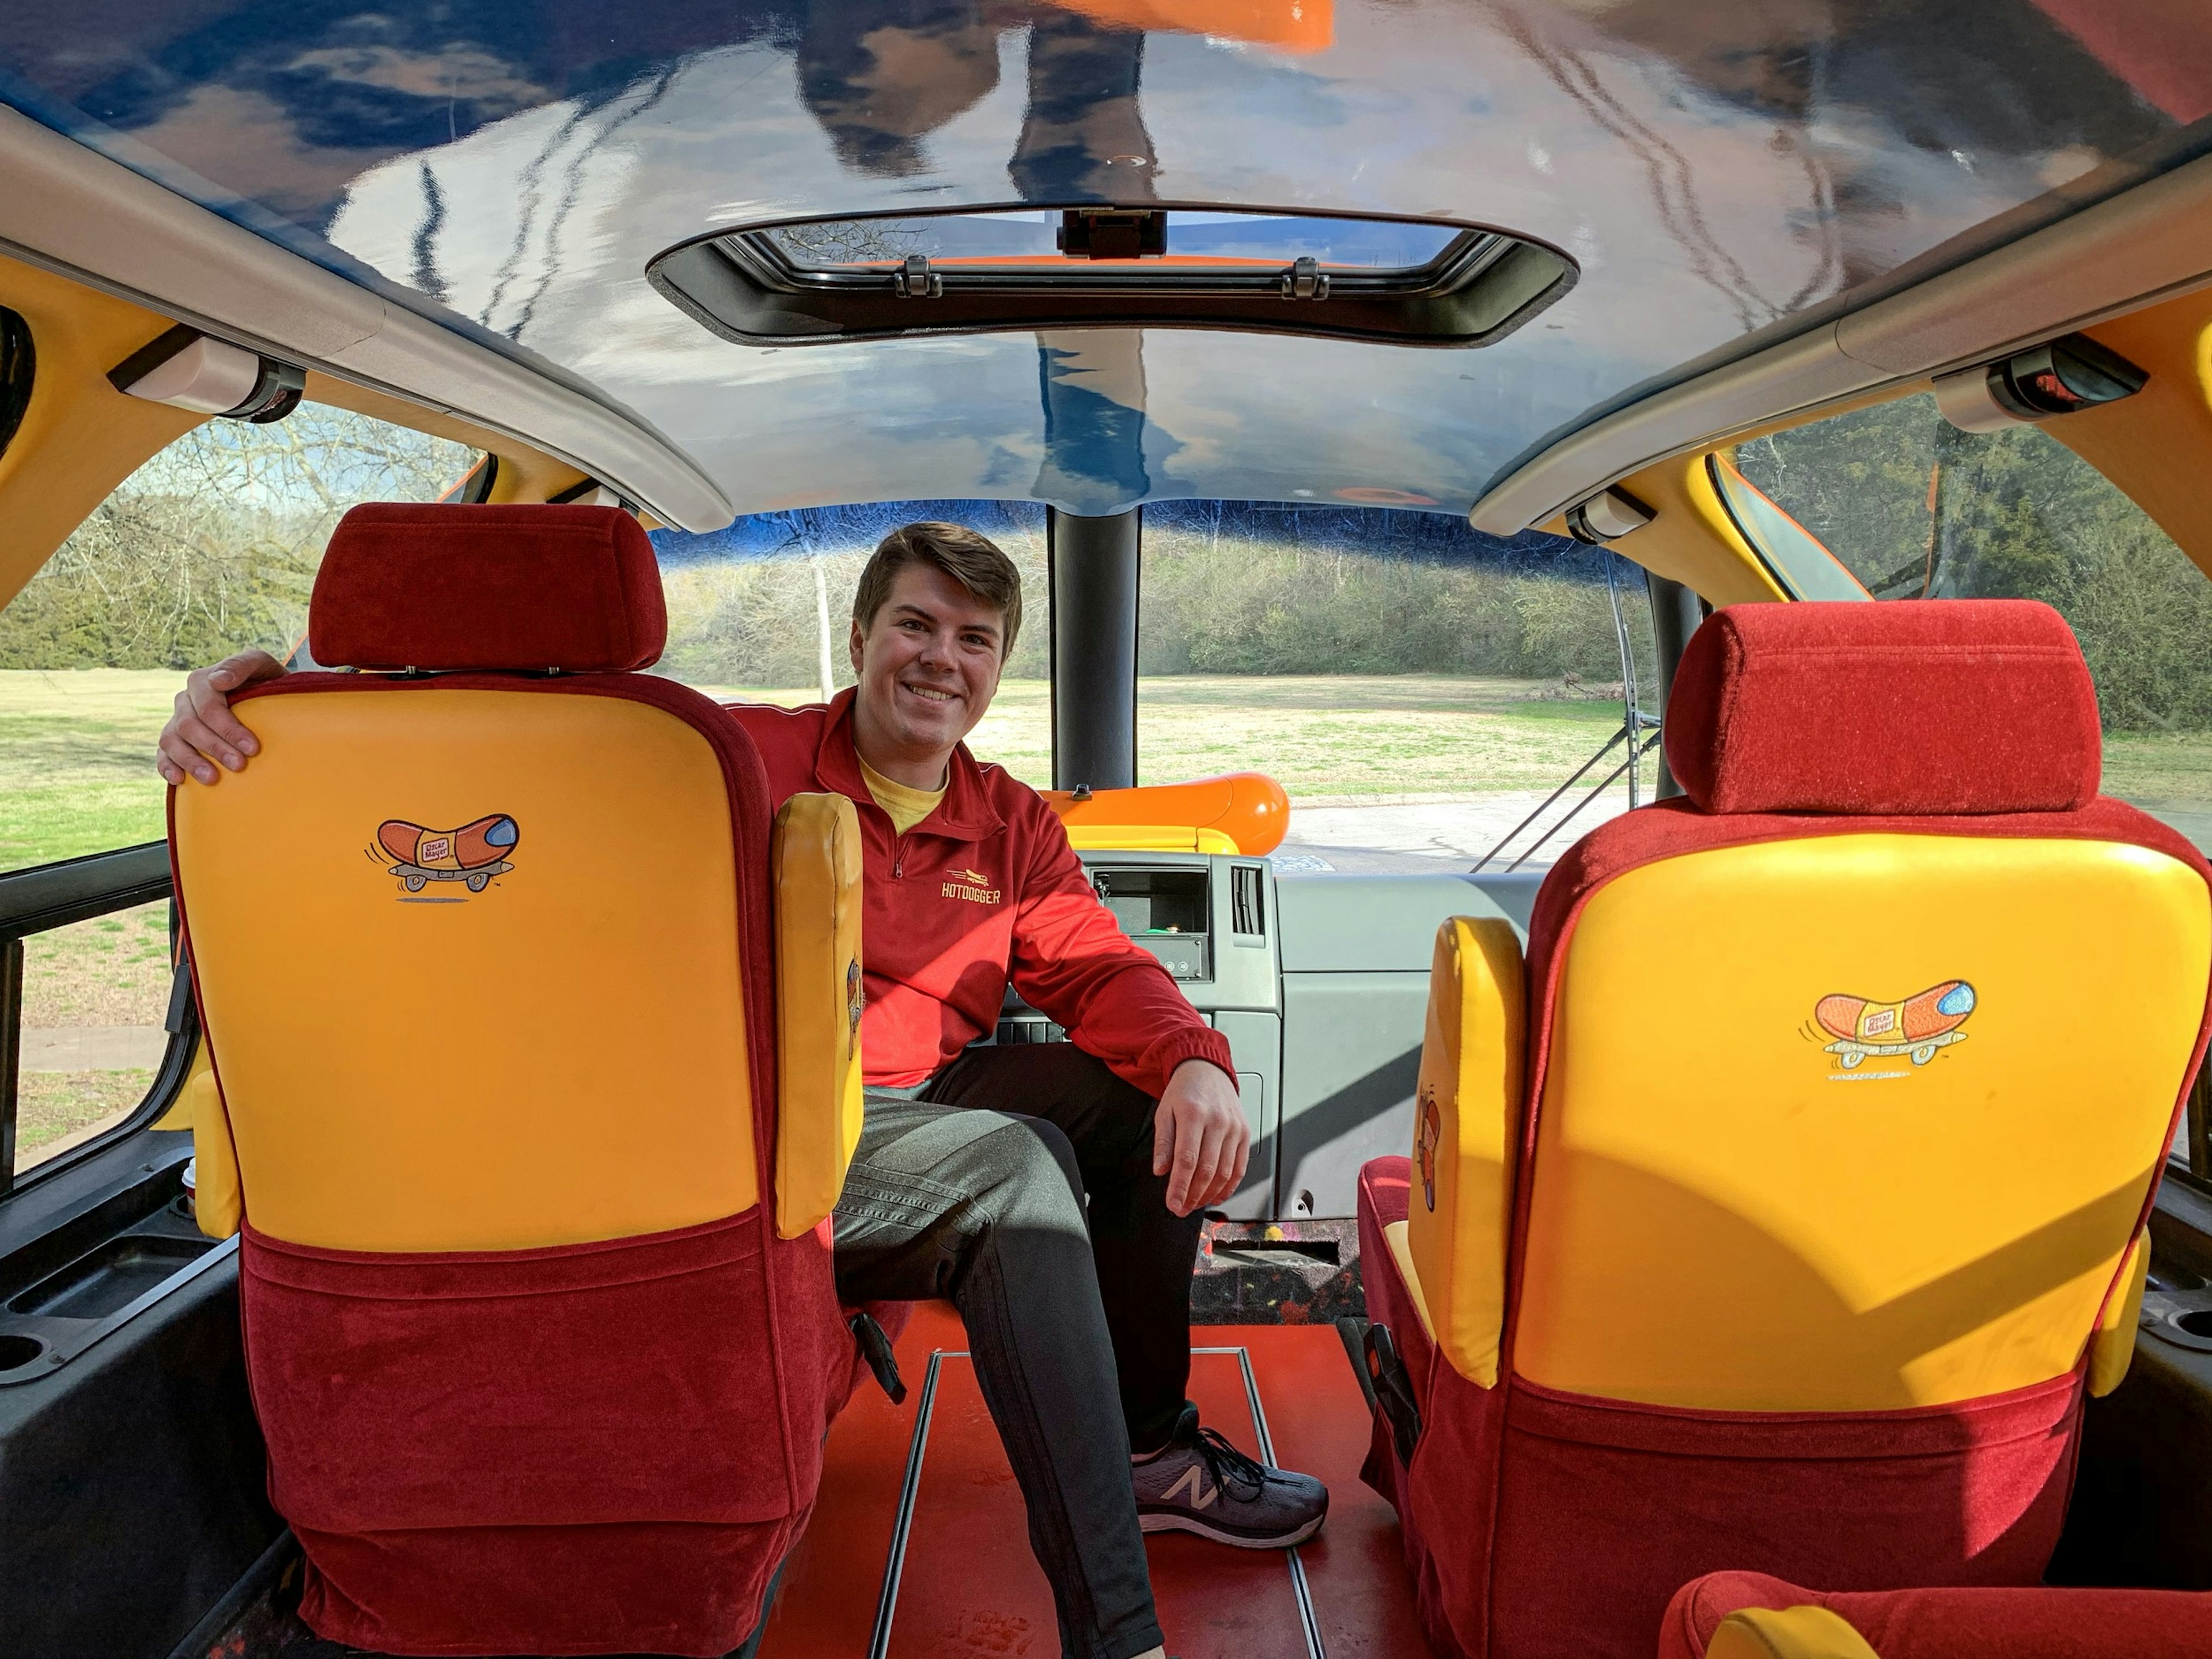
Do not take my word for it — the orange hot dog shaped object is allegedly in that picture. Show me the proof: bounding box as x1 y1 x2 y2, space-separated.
377 815 520 871
1041 773 1290 855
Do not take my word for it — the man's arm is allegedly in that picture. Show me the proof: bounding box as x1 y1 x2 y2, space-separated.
1008 819 1249 1217
156 650 287 785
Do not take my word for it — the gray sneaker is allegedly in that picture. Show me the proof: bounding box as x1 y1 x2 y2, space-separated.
1130 1406 1329 1548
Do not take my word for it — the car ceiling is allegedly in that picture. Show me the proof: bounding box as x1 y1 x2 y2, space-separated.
1 1 2206 524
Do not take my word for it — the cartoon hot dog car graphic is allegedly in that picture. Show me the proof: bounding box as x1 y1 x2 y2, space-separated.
1816 980 1975 1069
378 815 518 893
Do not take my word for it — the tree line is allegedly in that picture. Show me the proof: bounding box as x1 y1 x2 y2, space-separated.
1736 394 2212 732
6 400 2209 737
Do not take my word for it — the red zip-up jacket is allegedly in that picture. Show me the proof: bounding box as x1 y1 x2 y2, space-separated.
726 689 1235 1097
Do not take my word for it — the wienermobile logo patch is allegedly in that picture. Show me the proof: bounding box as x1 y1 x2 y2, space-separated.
1808 979 1976 1080
370 815 520 899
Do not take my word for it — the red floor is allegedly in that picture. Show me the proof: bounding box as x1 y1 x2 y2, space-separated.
759 1303 1436 1659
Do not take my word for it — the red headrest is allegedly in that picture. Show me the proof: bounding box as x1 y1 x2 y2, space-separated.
308 503 666 672
1664 600 2101 815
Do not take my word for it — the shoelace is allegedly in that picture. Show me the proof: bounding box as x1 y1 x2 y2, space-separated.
1190 1426 1271 1500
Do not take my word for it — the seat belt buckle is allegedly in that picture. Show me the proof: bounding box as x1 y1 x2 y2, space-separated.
849 1313 907 1405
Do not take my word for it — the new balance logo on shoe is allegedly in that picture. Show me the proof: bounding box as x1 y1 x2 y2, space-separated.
1161 1464 1218 1511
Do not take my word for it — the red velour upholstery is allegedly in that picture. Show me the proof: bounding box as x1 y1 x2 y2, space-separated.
1354 602 2212 1659
1663 600 2101 815
1355 1158 1429 1521
178 487 862 1655
308 503 667 672
1659 1570 2212 1659
194 669 851 1657
245 1209 844 1656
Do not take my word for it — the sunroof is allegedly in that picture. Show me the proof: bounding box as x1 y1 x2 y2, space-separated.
651 206 1571 349
761 211 1464 274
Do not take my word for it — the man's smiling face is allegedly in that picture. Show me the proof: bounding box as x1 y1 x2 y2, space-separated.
849 561 1006 775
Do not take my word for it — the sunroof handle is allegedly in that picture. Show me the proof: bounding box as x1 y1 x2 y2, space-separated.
1281 256 1330 300
893 255 942 300
1058 209 1166 260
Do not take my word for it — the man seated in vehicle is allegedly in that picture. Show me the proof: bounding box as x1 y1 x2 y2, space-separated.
157 519 1328 1659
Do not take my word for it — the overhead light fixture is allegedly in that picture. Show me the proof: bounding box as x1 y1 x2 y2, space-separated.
1565 487 1654 544
108 325 304 423
1933 332 2146 433
548 478 634 512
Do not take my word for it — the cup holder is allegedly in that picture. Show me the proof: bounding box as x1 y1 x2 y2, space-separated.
0 1334 45 1373
2146 1297 2212 1354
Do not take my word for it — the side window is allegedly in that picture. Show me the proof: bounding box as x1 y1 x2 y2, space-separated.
649 500 1051 777
1 404 474 1179
1138 502 1658 872
1732 393 2212 843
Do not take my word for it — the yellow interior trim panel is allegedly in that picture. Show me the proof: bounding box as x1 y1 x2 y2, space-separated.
1407 916 1525 1387
2088 1227 2152 1399
1594 452 1790 608
772 791 865 1240
1515 835 2209 1411
0 255 202 604
1063 824 1238 854
2056 286 2212 584
1706 1605 1881 1659
174 690 760 1253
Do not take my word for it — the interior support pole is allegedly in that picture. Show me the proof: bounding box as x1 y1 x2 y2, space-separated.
1047 506 1141 791
1647 574 1707 800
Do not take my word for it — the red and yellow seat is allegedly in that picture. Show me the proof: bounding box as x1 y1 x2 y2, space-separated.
1660 1570 2212 1659
172 504 864 1657
1357 600 2212 1659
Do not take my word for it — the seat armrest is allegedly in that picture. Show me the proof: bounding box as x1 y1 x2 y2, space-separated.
1407 915 1524 1386
1706 1607 1880 1659
2088 1226 2151 1397
771 793 865 1239
185 1039 244 1239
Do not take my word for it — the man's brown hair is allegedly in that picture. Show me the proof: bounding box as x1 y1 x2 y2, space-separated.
852 521 1024 657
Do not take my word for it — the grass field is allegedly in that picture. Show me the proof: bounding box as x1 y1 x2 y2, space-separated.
687 676 1638 800
7 668 2212 870
14 900 172 1172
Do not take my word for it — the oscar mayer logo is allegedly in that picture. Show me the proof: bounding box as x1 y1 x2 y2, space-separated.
1808 980 1976 1080
372 815 518 900
942 866 1001 904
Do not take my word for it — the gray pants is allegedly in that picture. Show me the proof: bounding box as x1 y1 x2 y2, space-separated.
833 1082 1166 1659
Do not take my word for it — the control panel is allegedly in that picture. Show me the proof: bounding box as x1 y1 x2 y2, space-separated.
1091 865 1211 982
995 850 1282 1215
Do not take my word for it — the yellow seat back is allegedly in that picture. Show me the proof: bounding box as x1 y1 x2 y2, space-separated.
1515 833 2208 1411
176 687 764 1253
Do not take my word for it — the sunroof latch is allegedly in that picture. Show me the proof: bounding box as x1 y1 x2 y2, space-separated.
893 255 942 299
1281 257 1330 300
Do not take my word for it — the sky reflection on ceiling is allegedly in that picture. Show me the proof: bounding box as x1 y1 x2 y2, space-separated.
3 1 2205 520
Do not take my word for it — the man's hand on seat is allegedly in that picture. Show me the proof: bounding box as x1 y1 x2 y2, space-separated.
156 650 287 786
1153 1060 1251 1217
